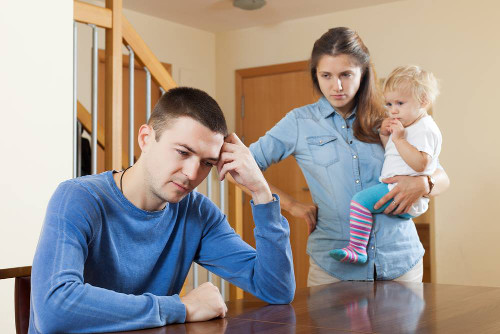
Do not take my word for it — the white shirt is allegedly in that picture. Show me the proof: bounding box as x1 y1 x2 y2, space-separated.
380 115 442 181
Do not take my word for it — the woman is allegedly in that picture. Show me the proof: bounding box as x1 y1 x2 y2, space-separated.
248 27 449 286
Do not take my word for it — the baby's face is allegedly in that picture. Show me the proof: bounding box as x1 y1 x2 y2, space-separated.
384 88 425 127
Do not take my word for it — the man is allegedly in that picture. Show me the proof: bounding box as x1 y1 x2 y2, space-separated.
29 87 295 333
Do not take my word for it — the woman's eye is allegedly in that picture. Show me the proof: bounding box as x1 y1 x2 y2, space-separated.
321 74 330 79
204 161 214 167
342 73 352 78
176 150 188 156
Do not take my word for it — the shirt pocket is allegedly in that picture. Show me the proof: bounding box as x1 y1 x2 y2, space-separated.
306 135 339 167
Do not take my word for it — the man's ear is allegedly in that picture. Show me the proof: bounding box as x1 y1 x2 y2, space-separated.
138 124 154 153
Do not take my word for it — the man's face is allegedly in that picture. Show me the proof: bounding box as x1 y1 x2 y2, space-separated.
142 116 224 205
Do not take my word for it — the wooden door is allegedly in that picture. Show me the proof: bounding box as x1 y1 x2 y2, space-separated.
235 61 319 293
96 51 171 173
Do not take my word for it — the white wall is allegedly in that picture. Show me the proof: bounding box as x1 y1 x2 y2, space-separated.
0 1 73 331
215 0 500 287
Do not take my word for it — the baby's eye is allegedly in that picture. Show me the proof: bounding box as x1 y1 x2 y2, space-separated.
385 102 392 107
397 101 404 105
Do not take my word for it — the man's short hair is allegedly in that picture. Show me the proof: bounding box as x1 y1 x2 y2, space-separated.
148 87 228 141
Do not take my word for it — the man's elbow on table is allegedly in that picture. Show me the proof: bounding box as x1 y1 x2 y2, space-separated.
260 278 296 305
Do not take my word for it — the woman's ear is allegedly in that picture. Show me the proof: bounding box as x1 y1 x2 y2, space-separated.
138 124 154 153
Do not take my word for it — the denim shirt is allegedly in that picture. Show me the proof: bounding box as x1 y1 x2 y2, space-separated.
249 97 424 280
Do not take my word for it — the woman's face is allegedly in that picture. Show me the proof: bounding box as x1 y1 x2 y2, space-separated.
316 54 363 116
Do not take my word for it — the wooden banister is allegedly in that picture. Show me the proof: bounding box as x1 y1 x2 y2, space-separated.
228 181 244 300
74 1 112 29
0 266 31 280
122 16 177 91
104 0 123 171
73 1 176 94
77 101 105 149
77 101 138 169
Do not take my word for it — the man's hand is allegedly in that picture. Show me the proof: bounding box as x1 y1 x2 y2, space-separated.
180 282 227 322
289 201 318 234
374 175 428 215
217 133 273 204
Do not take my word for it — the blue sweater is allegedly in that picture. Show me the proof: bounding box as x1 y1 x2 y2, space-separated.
29 172 295 333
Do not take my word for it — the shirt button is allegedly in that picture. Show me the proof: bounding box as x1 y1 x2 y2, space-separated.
342 125 345 129
371 246 375 250
353 155 357 159
355 180 360 184
319 140 323 144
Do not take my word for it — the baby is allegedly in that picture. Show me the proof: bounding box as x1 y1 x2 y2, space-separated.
330 65 442 264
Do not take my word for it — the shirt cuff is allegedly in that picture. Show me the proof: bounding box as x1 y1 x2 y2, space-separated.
158 294 186 324
250 194 283 227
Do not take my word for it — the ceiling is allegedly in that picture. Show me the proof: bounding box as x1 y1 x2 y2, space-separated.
115 0 405 32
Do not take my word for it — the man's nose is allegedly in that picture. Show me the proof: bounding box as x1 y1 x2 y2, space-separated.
183 160 199 181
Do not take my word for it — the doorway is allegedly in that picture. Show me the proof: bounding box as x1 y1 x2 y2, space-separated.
235 61 318 293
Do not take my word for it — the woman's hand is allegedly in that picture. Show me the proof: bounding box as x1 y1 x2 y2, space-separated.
288 201 318 234
374 175 428 215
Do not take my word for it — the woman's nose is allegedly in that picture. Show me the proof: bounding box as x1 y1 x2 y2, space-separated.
333 77 343 92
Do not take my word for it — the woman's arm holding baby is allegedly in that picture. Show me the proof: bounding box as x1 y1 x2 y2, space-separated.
373 118 449 215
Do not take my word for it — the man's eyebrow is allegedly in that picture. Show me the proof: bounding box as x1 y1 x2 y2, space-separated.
177 143 219 162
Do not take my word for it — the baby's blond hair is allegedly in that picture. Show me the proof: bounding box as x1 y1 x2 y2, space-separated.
383 65 439 108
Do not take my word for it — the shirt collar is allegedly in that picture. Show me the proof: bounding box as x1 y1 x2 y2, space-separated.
318 96 357 120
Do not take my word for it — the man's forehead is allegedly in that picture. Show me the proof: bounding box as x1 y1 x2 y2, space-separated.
163 118 224 158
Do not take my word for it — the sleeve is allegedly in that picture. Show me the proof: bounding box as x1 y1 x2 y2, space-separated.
410 122 442 158
249 110 299 171
30 181 186 334
194 195 295 304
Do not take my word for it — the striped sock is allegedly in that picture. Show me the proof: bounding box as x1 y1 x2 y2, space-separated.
329 200 373 264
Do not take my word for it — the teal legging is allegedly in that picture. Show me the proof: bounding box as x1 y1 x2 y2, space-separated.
352 183 413 219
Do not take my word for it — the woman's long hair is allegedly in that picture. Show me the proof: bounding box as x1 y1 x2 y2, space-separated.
310 27 385 143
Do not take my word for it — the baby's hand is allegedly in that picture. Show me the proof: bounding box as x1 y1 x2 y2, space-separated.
389 119 405 140
379 118 392 136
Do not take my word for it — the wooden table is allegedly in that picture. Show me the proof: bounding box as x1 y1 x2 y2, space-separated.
114 281 500 333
